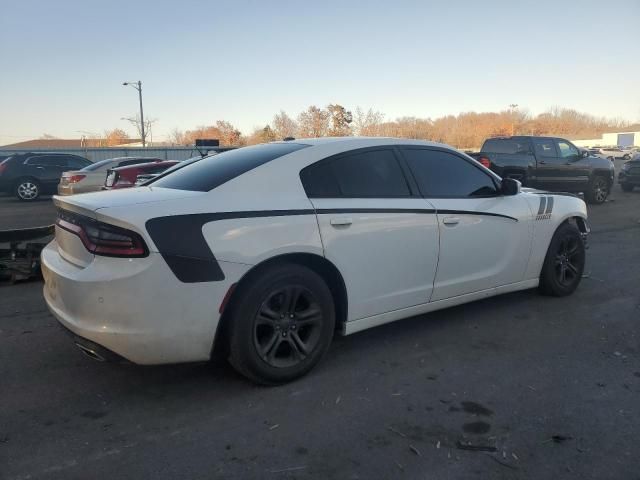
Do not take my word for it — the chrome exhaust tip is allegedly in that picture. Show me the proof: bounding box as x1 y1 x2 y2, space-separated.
75 342 106 362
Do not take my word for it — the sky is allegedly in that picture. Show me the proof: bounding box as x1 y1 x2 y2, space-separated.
0 0 638 145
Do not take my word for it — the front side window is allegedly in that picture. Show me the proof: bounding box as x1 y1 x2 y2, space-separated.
556 140 579 158
153 143 309 192
402 148 498 198
532 138 557 158
301 149 410 198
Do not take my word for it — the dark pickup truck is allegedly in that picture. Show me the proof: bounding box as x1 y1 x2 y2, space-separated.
469 136 614 204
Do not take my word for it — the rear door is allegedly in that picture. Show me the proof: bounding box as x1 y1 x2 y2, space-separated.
24 156 66 188
400 147 532 301
301 147 440 321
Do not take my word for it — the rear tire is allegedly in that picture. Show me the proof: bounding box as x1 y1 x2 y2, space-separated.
539 223 585 297
585 175 609 204
227 263 335 385
621 183 634 192
623 154 631 160
14 178 41 201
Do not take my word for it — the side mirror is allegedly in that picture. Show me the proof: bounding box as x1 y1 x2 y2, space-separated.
501 178 520 196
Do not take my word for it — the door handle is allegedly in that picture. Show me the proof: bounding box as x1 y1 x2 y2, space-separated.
442 217 460 226
330 217 353 226
538 160 546 164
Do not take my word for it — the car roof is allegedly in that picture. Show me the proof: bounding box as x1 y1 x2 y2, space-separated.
272 136 449 149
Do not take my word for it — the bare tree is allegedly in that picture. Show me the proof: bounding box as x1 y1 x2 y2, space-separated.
168 128 186 145
297 106 329 138
353 107 384 136
122 114 157 145
272 110 298 139
103 128 130 146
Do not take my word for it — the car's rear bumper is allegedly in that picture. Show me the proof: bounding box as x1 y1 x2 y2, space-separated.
58 184 103 196
41 240 248 364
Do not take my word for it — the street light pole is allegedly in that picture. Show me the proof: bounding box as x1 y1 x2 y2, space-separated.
123 81 146 147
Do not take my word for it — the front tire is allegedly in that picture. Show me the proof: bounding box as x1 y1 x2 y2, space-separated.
539 223 585 297
14 178 41 201
227 264 335 385
585 175 609 204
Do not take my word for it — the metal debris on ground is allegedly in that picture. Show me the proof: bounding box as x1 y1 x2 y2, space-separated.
456 440 497 452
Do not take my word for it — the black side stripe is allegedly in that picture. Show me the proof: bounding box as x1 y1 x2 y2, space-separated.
545 197 554 214
147 207 517 283
436 210 518 222
537 196 547 215
146 210 314 283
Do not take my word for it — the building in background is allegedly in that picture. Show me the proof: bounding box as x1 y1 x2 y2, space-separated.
570 131 640 148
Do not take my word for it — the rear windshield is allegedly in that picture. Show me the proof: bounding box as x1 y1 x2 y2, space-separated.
482 138 532 155
152 143 309 192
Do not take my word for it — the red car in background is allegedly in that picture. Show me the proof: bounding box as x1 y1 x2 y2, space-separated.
103 160 179 190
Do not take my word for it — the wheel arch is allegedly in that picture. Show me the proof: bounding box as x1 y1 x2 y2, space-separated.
211 252 348 359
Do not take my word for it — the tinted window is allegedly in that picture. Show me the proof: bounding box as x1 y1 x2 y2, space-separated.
482 138 532 154
403 148 498 197
556 140 578 158
300 162 340 197
300 149 410 198
532 138 557 158
25 156 65 166
81 158 114 171
153 143 309 192
67 156 91 168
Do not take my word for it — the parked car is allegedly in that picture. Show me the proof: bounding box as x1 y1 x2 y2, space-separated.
134 154 218 186
0 152 92 200
103 160 179 190
618 158 640 191
470 136 614 204
43 138 589 384
598 146 632 160
58 157 162 195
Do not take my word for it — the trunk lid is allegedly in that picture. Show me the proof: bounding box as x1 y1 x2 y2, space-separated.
53 187 204 266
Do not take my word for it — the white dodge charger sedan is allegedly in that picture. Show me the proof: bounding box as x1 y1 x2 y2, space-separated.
42 137 589 384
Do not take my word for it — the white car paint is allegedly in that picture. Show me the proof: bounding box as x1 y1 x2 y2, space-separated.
41 137 589 365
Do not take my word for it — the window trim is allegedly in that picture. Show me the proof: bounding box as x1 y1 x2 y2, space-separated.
397 146 502 199
300 146 418 199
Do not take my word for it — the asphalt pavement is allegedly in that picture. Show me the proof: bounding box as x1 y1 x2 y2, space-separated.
1 184 639 479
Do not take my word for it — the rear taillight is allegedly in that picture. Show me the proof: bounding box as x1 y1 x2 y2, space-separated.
478 156 491 168
56 210 148 258
0 163 7 175
68 174 86 183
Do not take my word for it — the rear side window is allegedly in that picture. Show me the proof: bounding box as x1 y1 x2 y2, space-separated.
301 149 410 198
81 159 114 171
403 148 498 197
67 156 91 168
153 143 309 192
482 138 532 154
532 138 557 158
25 156 65 166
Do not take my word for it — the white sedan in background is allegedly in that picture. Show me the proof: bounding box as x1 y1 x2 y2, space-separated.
58 156 162 195
42 138 589 384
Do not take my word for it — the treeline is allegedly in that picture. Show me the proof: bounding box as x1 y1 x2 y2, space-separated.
167 105 631 149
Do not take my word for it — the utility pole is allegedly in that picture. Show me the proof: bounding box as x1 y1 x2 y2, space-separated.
508 104 519 136
123 81 146 147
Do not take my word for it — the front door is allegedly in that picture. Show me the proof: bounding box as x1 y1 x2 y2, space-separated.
400 147 532 301
300 147 440 321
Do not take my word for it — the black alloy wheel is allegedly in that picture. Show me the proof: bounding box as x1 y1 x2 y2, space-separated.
226 264 335 384
253 285 323 368
539 223 585 296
